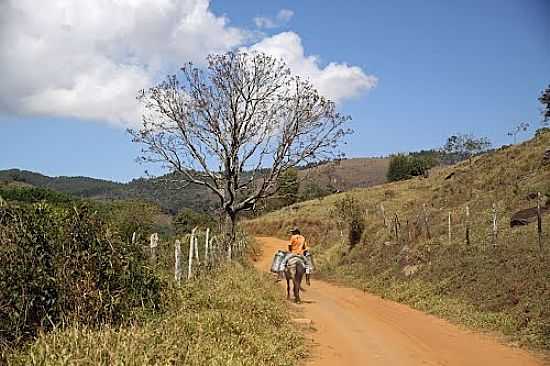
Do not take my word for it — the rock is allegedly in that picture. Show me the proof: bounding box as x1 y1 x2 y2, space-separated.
292 318 313 329
510 206 549 227
402 264 420 277
543 148 550 165
444 172 455 180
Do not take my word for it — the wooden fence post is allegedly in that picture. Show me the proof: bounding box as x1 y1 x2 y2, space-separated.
465 205 471 245
188 228 196 280
194 231 200 264
149 233 158 264
423 204 431 240
205 228 210 264
175 239 182 284
492 203 498 247
537 192 543 252
380 204 387 229
448 211 452 245
394 213 400 241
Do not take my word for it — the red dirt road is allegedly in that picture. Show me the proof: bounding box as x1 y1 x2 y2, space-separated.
254 236 546 366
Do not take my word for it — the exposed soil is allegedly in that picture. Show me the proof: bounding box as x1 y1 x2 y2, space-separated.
254 236 546 366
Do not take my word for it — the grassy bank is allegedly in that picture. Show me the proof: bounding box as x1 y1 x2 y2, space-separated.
5 264 306 365
245 131 550 351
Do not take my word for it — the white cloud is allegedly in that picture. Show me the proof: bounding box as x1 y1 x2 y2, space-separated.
0 2 375 128
254 9 294 29
0 0 247 127
246 32 377 103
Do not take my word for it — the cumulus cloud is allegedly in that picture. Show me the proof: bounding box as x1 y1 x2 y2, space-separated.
246 32 377 103
0 2 375 128
254 9 294 29
0 0 247 127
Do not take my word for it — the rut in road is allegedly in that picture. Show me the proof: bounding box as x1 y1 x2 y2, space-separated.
254 236 546 366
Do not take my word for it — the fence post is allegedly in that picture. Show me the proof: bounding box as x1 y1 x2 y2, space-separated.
448 211 452 245
175 239 182 284
465 205 471 245
188 228 196 280
492 203 498 247
205 228 210 264
149 233 158 264
394 213 400 241
537 192 543 252
194 231 200 264
380 204 387 229
423 204 431 240
131 232 137 244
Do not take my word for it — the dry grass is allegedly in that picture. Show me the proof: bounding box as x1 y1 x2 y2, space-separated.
245 130 550 350
4 264 307 366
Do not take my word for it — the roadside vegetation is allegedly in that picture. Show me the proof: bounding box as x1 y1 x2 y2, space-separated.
245 129 550 350
0 191 306 365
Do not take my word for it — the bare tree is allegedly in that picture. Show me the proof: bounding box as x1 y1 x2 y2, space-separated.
129 51 351 257
507 121 530 144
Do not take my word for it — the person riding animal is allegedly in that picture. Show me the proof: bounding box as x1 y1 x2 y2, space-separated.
276 228 308 302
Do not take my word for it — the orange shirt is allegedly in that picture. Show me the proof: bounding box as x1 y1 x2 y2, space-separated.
289 234 307 255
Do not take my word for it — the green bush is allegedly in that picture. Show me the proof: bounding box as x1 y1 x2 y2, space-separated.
0 202 161 347
386 154 435 182
0 186 74 204
174 208 216 234
333 195 365 248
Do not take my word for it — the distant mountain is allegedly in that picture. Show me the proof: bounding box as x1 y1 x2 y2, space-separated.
0 158 390 214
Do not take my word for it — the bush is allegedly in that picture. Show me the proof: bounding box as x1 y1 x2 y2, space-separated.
174 208 216 234
333 195 365 248
0 202 161 347
386 154 435 182
0 186 73 205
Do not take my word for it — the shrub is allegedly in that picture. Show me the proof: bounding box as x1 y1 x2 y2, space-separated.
174 208 216 234
333 195 365 248
0 202 161 347
386 154 435 182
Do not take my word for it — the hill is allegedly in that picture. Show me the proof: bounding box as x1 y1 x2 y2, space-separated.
0 157 390 214
245 130 550 351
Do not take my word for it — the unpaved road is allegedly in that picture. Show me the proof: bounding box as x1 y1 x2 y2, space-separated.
254 236 546 366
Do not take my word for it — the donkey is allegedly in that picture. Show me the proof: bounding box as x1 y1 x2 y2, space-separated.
284 255 306 303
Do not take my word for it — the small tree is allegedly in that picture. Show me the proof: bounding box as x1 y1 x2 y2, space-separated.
386 154 434 182
507 121 530 144
333 195 365 248
442 134 491 164
539 85 550 126
130 51 351 257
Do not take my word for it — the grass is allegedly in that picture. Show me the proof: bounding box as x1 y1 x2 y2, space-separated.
245 130 550 351
4 263 307 366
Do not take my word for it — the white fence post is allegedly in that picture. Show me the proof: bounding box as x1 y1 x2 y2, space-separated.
205 228 210 264
188 228 196 280
175 239 182 284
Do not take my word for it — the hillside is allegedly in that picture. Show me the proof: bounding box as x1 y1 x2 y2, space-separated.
245 130 550 351
0 157 390 214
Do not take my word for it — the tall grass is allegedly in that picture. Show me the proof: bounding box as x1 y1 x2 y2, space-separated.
5 264 306 366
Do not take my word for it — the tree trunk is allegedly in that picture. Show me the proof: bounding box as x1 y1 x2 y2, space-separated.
225 211 237 260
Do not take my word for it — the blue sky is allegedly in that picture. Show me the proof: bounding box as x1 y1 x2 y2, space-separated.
0 0 549 182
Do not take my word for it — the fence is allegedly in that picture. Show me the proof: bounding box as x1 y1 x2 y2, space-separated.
358 192 547 253
147 227 249 285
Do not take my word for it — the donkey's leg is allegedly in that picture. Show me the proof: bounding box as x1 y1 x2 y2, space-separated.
286 274 291 300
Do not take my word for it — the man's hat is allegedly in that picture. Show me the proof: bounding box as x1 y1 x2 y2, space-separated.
289 227 300 234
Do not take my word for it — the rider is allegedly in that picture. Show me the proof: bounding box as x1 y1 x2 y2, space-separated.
288 228 308 255
277 228 308 279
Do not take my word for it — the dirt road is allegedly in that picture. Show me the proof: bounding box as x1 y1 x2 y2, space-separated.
254 236 546 366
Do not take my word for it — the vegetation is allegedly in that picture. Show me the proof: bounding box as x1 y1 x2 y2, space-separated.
245 130 550 350
0 202 161 347
173 208 216 234
332 194 366 248
386 154 435 182
442 133 492 164
539 85 550 126
0 186 74 204
5 264 306 365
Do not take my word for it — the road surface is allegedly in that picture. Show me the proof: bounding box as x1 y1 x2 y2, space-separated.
254 236 546 366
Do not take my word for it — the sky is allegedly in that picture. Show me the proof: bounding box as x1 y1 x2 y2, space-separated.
0 0 549 182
